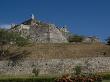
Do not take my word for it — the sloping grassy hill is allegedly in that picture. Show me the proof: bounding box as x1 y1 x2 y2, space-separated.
14 43 110 59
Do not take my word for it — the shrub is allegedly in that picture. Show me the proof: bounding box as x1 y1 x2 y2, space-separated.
68 35 83 43
0 28 30 59
32 68 40 77
106 36 110 45
74 65 82 75
99 73 110 80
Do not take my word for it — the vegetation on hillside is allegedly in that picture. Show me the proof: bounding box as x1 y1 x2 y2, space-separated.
106 37 110 45
0 28 30 61
32 68 40 77
74 65 82 75
68 35 84 43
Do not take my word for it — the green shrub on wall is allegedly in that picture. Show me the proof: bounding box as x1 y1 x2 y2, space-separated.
32 68 40 77
74 65 82 75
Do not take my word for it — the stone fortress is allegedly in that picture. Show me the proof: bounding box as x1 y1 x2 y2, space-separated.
0 15 110 76
11 14 68 43
11 14 100 43
0 57 110 76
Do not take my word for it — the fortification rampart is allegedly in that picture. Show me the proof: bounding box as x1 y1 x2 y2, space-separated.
0 57 110 76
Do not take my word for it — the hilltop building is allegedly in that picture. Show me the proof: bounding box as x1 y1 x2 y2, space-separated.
83 36 100 43
10 15 100 43
11 15 68 43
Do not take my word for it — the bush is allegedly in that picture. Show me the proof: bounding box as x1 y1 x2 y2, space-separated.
99 73 110 80
68 35 83 43
0 29 29 47
106 37 110 45
74 65 82 75
0 28 29 58
32 68 40 77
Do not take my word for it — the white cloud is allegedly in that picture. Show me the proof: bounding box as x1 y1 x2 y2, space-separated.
0 24 11 29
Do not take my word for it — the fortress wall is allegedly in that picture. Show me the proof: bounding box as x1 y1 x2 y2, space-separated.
0 57 110 76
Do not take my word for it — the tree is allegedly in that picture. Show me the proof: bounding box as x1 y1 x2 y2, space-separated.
0 28 29 58
68 35 84 43
106 37 110 45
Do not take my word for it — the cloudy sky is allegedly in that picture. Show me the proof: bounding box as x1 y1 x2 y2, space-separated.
0 0 110 41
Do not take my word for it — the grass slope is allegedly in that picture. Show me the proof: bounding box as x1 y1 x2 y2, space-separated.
11 43 110 59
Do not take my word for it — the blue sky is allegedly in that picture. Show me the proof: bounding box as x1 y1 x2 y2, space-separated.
0 0 110 41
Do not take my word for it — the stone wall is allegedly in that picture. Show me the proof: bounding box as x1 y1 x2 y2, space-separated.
11 23 68 43
0 57 110 76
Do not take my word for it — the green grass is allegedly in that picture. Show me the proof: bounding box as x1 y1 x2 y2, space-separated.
0 77 109 82
0 77 55 82
103 80 110 82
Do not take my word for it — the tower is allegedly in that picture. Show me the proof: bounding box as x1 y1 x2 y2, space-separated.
31 14 35 19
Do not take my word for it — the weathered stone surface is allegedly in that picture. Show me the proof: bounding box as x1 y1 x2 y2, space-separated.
0 57 110 76
10 16 68 43
28 24 68 43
